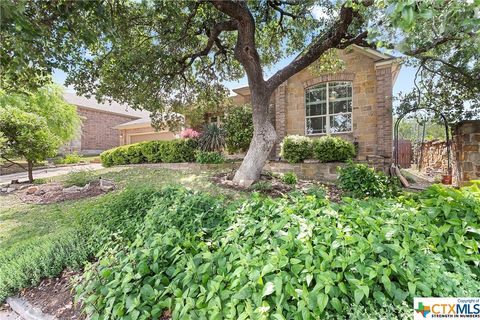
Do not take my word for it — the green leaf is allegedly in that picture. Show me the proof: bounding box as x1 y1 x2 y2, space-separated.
262 282 275 297
234 285 252 300
354 288 365 304
317 293 329 313
140 284 154 300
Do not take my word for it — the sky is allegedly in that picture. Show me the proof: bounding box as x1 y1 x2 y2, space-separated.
53 58 416 99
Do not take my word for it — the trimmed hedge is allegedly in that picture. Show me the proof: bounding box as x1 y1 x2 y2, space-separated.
280 135 355 163
100 139 197 167
313 135 356 162
280 135 313 163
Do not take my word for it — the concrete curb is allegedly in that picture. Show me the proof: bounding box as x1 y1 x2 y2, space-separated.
6 298 56 320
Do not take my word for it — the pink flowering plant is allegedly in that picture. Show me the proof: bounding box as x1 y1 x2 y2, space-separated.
180 128 199 139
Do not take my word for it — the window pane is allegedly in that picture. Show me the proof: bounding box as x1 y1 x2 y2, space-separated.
306 116 326 134
329 114 352 133
329 100 352 114
329 82 352 100
306 85 326 103
307 103 326 116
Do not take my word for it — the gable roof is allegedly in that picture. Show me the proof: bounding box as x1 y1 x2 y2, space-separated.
63 93 151 118
232 46 400 96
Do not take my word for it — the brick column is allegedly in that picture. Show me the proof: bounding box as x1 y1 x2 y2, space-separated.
274 83 287 157
375 65 393 158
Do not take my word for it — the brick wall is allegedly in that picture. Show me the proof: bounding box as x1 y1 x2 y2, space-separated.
77 107 138 153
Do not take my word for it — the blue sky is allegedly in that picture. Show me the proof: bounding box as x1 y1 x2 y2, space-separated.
53 60 416 98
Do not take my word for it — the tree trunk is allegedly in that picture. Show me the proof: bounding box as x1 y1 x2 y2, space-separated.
27 160 34 183
233 92 276 186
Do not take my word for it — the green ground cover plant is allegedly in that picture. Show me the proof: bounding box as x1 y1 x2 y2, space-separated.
337 161 400 198
282 172 298 185
75 183 480 319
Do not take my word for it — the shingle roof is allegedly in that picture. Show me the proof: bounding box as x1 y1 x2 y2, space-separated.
63 93 151 118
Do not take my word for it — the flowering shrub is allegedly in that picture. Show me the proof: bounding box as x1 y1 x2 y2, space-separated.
180 128 199 139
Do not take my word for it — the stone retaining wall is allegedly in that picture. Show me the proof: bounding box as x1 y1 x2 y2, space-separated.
137 155 390 183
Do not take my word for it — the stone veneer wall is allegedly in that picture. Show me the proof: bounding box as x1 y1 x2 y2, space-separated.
454 120 480 185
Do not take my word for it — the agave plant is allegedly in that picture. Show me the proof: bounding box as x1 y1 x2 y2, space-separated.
198 124 225 152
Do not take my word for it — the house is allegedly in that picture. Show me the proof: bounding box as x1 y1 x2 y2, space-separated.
114 117 179 145
63 93 176 155
231 45 401 164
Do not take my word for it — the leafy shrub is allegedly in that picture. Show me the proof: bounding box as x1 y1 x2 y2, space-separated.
304 184 327 198
100 139 197 167
337 161 399 198
313 136 355 162
280 135 313 163
223 105 253 153
75 185 480 319
64 169 96 187
250 181 273 191
54 153 82 165
195 151 225 164
282 171 298 185
198 124 225 152
180 128 199 139
62 152 82 164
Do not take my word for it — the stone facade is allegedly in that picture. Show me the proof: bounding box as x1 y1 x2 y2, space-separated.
77 107 139 154
231 46 400 169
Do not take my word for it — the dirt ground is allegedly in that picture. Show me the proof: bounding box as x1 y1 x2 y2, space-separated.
211 171 342 202
19 270 84 320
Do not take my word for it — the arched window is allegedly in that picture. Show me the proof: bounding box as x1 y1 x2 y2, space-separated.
305 81 352 135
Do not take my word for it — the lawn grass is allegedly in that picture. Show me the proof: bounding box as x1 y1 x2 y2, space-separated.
0 167 242 252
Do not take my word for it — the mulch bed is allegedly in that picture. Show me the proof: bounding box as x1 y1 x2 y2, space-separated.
19 270 85 320
211 171 342 202
17 180 113 204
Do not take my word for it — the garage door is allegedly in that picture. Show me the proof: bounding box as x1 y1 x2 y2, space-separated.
128 132 175 144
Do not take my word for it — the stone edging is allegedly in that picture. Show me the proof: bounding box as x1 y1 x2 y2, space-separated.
6 297 56 320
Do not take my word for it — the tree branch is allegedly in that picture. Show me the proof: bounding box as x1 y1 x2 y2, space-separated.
1 156 27 170
266 2 369 92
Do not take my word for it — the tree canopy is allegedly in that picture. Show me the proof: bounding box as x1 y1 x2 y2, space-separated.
1 0 478 182
0 85 81 182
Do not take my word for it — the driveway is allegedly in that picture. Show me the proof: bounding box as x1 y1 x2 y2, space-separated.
0 164 104 185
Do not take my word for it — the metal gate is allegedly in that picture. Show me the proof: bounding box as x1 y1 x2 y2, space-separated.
397 139 412 168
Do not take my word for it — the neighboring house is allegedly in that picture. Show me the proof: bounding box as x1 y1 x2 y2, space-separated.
114 117 178 145
62 94 152 155
231 45 401 163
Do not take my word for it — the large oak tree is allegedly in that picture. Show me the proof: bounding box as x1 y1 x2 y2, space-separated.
1 0 478 183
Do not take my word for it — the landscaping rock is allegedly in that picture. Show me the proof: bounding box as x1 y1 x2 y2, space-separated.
5 188 15 194
34 189 45 196
99 179 115 192
18 184 31 190
63 186 83 193
26 186 39 194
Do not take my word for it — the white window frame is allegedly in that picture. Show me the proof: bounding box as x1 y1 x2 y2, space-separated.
305 81 353 135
